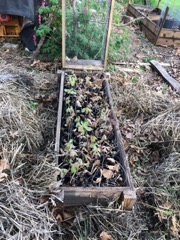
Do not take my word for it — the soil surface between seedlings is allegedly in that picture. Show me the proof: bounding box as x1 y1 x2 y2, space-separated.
59 75 124 187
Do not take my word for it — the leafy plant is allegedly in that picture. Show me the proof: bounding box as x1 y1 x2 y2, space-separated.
68 75 76 87
29 101 38 109
64 88 76 95
82 107 92 114
35 0 62 60
64 140 75 152
76 121 92 135
71 162 79 174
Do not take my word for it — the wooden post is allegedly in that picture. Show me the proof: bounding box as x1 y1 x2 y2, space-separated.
154 6 169 45
62 0 65 68
157 0 161 9
104 0 115 69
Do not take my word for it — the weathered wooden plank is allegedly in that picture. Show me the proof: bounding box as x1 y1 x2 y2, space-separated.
174 31 180 38
156 38 174 46
148 15 160 21
141 24 156 43
61 187 136 209
160 29 180 39
54 70 65 181
63 62 104 71
127 4 142 18
103 80 134 188
146 19 159 34
150 60 180 91
174 40 180 47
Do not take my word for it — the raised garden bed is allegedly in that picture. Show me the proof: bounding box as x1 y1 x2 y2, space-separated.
127 4 180 47
55 71 136 210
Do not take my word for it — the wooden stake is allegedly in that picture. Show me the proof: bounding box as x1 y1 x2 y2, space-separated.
157 0 161 9
154 6 169 45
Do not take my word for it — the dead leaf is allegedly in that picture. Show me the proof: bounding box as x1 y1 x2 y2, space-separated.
95 177 102 183
93 160 101 167
94 79 102 88
76 100 82 107
102 169 113 179
91 96 102 102
107 158 116 163
163 202 172 209
56 214 63 224
126 132 133 139
0 160 10 171
69 150 77 158
114 164 120 172
171 215 179 237
49 180 63 192
30 60 40 67
100 231 112 240
39 195 49 204
106 165 114 170
63 212 72 221
0 172 8 182
151 150 159 164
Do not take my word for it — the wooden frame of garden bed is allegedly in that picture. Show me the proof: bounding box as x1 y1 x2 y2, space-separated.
61 0 115 71
55 71 136 210
127 4 180 47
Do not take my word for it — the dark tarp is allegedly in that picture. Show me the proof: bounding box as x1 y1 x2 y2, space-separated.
0 0 34 21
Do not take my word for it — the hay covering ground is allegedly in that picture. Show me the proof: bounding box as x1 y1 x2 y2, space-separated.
0 63 179 239
0 52 179 239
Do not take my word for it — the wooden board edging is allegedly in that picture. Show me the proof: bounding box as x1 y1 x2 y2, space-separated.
55 72 136 209
150 60 180 91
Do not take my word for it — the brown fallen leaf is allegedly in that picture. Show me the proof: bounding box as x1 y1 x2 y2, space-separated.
126 132 133 139
0 172 8 182
63 212 72 221
102 169 113 179
0 160 10 171
93 160 101 168
106 165 114 170
69 150 77 158
91 96 102 102
49 180 63 192
100 231 112 240
39 195 49 204
56 214 63 224
151 150 159 164
95 177 102 183
171 215 179 237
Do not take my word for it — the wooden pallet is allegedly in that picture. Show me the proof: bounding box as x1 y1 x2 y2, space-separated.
55 71 136 210
127 4 180 47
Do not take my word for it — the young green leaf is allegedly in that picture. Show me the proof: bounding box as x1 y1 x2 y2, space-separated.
71 162 79 174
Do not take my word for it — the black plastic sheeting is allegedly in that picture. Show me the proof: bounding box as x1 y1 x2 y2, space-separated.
0 0 34 21
19 0 43 51
0 0 44 51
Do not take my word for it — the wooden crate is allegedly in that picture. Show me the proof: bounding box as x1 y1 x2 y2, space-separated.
55 71 136 210
127 4 180 47
0 16 22 37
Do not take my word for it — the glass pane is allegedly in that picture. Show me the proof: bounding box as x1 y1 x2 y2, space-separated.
65 0 111 61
